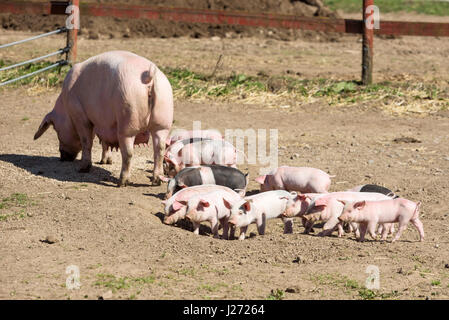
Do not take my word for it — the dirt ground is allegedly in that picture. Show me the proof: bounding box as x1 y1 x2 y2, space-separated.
1 13 449 300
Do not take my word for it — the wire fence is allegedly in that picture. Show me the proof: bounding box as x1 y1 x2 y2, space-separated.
0 27 69 87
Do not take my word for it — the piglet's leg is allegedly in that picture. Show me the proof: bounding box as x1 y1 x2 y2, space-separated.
118 136 135 187
256 215 267 235
351 223 361 239
358 223 368 242
337 222 344 238
210 218 220 239
367 222 378 240
410 218 425 241
238 226 248 240
391 223 408 243
303 220 314 234
229 225 236 240
380 224 389 241
192 222 200 235
319 217 339 237
220 218 229 240
282 217 293 234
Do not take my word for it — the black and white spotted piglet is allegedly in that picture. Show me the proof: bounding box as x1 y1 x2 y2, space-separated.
160 165 248 199
347 184 398 198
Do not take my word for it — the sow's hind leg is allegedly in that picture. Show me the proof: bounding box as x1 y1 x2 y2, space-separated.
118 135 136 187
151 128 170 186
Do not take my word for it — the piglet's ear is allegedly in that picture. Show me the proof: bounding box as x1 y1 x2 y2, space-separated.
222 198 232 209
354 201 366 210
243 201 251 212
33 112 53 140
178 183 187 189
254 175 266 184
298 194 307 201
314 198 328 207
200 199 210 207
172 200 187 211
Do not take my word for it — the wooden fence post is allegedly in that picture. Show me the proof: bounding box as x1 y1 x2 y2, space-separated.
362 0 374 85
66 0 79 64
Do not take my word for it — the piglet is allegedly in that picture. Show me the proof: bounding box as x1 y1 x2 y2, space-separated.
185 190 241 239
301 192 392 237
281 192 320 230
164 139 238 176
228 190 294 240
338 198 424 242
162 184 241 226
347 184 398 198
160 165 248 199
255 166 332 193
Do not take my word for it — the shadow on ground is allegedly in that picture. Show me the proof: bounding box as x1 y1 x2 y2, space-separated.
0 154 121 187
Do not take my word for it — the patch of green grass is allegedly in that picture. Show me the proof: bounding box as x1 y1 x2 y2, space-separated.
1 193 32 208
0 61 70 88
2 62 446 115
312 273 360 290
345 279 360 290
267 289 285 300
94 274 155 292
231 284 243 292
431 280 441 286
178 267 196 277
198 282 228 293
0 193 35 221
324 0 449 16
21 117 30 121
358 288 400 300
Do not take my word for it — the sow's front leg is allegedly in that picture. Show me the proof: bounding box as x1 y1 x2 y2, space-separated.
67 97 94 173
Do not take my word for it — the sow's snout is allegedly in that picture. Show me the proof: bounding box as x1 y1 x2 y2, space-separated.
60 150 77 162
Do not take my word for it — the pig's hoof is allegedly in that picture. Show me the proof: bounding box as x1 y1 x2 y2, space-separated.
118 179 129 187
100 158 112 165
152 178 161 186
78 164 92 173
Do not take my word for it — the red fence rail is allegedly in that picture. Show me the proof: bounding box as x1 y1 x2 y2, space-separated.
1 1 448 84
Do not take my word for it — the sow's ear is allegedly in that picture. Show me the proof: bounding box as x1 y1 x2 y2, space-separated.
34 112 54 140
